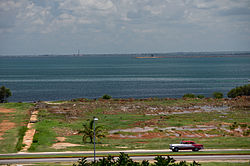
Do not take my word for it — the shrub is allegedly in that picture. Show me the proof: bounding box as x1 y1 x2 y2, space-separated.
15 126 28 151
212 92 223 99
197 95 204 99
227 84 250 98
72 153 201 166
243 130 250 136
183 93 196 98
102 94 112 100
239 123 247 128
229 122 238 130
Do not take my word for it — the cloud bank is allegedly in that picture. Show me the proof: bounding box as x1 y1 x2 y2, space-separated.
0 0 250 55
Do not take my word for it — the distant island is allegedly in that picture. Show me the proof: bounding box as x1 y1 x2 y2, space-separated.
135 56 162 58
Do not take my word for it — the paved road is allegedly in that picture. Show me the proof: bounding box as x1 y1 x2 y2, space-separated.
1 149 250 156
1 149 250 164
0 155 250 164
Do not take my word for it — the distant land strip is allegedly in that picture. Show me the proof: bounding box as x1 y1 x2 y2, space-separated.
135 54 250 58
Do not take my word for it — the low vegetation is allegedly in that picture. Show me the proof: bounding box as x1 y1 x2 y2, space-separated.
73 153 201 166
196 95 204 99
183 93 196 98
227 84 250 98
182 94 204 99
212 92 223 99
22 96 250 152
15 126 28 151
102 94 112 100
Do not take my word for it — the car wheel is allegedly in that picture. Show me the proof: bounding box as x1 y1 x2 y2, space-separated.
192 148 199 151
173 147 179 152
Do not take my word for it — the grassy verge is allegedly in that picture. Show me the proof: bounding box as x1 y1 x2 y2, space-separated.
15 162 250 166
15 125 28 151
1 150 250 159
0 103 33 153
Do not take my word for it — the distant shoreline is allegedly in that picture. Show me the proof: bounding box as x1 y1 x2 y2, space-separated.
1 51 250 57
135 54 250 58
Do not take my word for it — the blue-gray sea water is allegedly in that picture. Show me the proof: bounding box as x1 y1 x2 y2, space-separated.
0 53 249 102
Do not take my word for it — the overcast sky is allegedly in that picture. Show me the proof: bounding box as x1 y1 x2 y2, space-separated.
0 0 250 55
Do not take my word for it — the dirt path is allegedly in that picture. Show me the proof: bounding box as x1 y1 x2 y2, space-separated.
20 110 39 152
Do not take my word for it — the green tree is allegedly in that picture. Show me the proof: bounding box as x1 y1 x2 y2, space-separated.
102 94 112 100
79 119 106 143
212 92 223 99
0 86 12 103
197 95 204 99
227 84 250 98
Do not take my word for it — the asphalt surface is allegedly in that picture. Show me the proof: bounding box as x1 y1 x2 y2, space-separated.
0 155 250 164
1 149 250 156
0 149 250 164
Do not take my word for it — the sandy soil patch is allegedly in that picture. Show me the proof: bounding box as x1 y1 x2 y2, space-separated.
52 135 83 150
0 107 14 113
0 120 15 140
56 137 66 142
108 132 166 139
54 127 78 136
52 142 84 149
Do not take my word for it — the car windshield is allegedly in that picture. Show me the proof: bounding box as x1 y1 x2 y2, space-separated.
182 141 195 144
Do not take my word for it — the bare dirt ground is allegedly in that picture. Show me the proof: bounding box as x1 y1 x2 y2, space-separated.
52 142 85 149
51 137 84 149
0 107 15 140
0 107 14 113
0 120 15 140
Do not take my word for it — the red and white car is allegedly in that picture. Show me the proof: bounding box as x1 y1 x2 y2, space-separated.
169 141 204 152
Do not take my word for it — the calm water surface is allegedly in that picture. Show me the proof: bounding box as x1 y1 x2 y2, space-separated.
0 54 249 102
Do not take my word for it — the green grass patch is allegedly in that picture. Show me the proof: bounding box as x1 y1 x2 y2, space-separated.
15 98 250 152
29 119 59 152
0 103 33 153
15 125 28 151
201 162 249 166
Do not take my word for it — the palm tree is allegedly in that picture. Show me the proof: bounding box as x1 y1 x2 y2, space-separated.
79 119 106 143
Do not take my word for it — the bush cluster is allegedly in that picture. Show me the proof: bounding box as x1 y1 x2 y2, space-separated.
227 84 250 98
182 94 204 99
102 94 112 100
212 92 223 99
73 153 201 166
182 93 196 98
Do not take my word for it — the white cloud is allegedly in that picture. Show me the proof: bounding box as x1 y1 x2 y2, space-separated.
0 0 249 54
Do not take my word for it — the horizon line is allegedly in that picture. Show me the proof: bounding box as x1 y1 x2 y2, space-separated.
1 50 250 57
